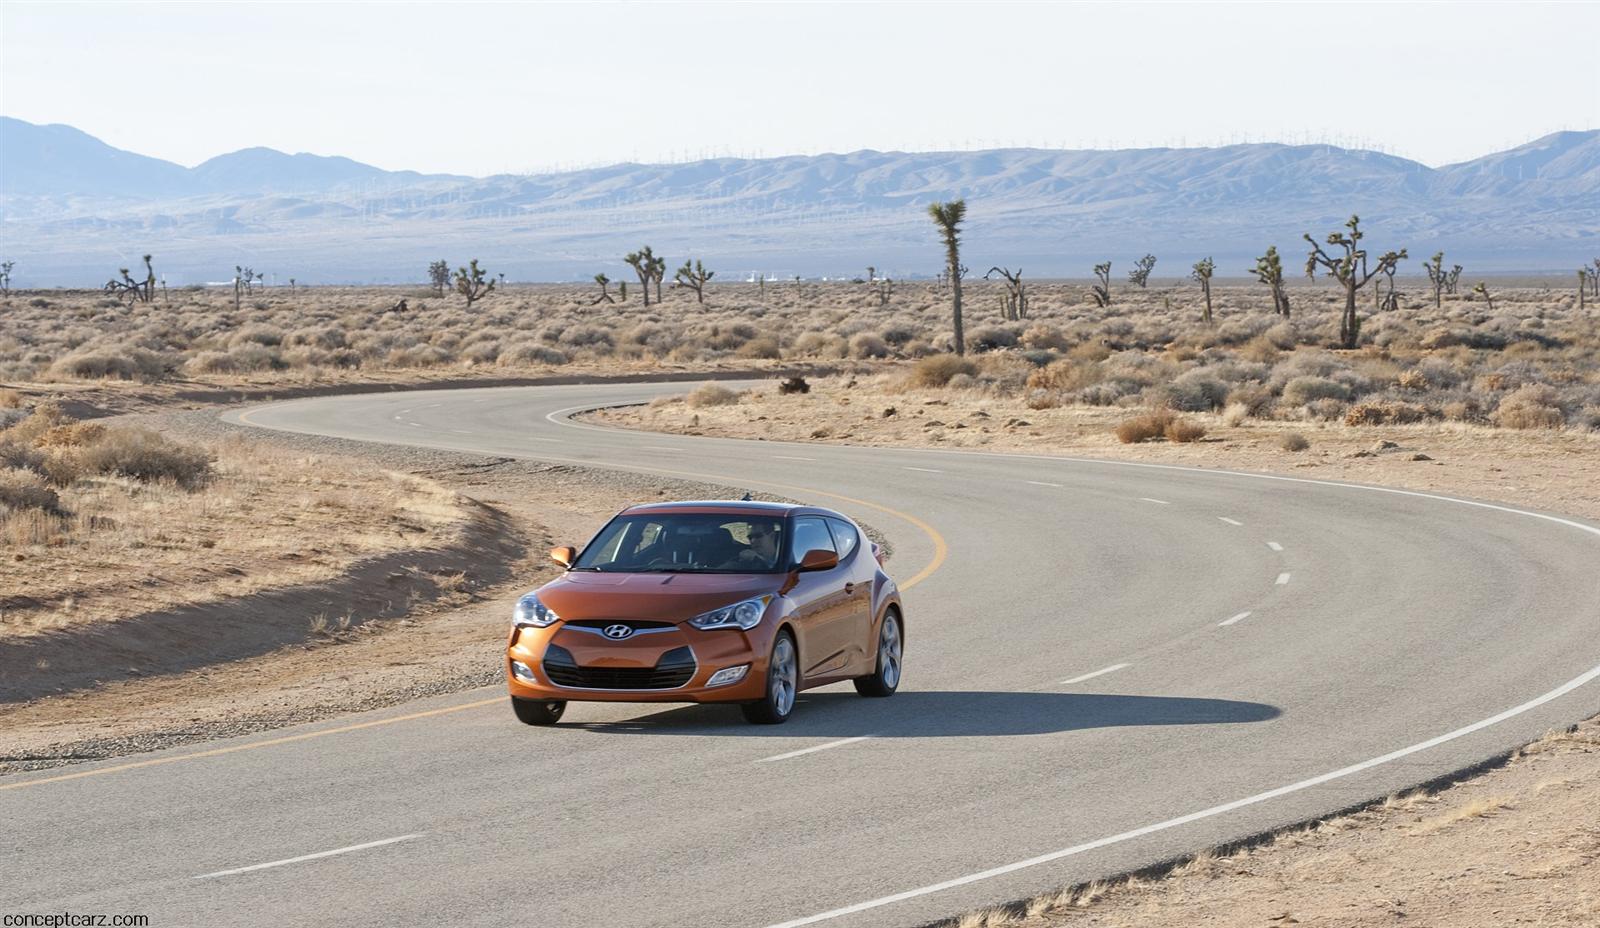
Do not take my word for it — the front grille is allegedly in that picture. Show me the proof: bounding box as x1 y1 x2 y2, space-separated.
564 619 676 632
543 644 696 690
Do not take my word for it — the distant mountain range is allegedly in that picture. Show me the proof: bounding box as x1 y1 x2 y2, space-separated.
1 116 1596 285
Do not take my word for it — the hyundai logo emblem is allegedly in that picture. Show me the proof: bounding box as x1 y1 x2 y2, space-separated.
602 624 634 640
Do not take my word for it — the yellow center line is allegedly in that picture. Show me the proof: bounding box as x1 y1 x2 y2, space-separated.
5 401 948 792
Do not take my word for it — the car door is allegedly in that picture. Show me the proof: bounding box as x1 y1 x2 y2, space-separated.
826 516 875 670
785 515 853 679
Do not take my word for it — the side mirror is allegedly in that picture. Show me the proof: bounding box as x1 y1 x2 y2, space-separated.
796 548 839 572
550 546 577 569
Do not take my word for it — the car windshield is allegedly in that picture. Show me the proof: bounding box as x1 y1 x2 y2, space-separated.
573 513 788 573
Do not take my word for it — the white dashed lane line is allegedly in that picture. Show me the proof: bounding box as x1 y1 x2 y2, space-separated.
1276 572 1292 585
1059 663 1131 686
1218 517 1243 526
1267 541 1284 552
195 834 423 880
1026 480 1063 488
1219 611 1252 627
773 455 816 462
756 736 874 764
1139 497 1170 505
902 466 943 473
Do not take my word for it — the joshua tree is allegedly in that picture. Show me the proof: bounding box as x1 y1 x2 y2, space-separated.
650 253 667 303
1303 215 1407 349
428 259 450 296
1423 252 1451 308
1091 261 1112 307
1580 268 1589 311
1251 246 1291 317
1590 259 1600 298
1445 262 1464 295
1472 281 1495 311
1379 261 1401 312
619 280 628 301
866 266 876 282
985 266 1027 320
673 259 714 303
1127 254 1157 288
624 248 655 306
288 278 296 291
105 255 156 307
927 199 968 356
591 273 615 305
453 258 496 308
875 277 894 306
0 260 13 294
1191 257 1215 323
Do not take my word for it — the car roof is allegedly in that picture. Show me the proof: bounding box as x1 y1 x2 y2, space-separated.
621 500 838 518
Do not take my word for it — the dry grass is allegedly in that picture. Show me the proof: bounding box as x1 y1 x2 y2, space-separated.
1 400 468 638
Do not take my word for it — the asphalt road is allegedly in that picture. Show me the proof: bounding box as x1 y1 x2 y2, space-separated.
6 381 1600 928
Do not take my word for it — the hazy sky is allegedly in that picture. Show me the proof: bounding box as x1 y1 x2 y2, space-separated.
3 1 1597 175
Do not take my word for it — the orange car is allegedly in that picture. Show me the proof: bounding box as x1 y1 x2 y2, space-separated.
505 500 903 725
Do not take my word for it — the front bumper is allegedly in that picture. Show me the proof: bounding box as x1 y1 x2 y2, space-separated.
506 621 768 703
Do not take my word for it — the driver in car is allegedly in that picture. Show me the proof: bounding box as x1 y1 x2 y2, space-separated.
723 521 780 570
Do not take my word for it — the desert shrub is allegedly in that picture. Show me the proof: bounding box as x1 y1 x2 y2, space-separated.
0 389 22 409
778 376 810 395
1164 418 1207 443
967 325 1019 353
792 332 848 358
1282 376 1352 405
880 325 917 346
686 384 740 408
1222 403 1251 427
1027 359 1100 393
1493 384 1566 429
1115 410 1176 444
1078 379 1143 406
75 428 212 489
461 341 501 364
499 343 568 366
1280 432 1310 452
1344 401 1429 426
907 355 978 389
230 324 285 347
1304 397 1348 421
1148 370 1229 412
1024 389 1061 410
49 347 169 381
737 337 782 360
1067 341 1113 362
0 468 61 512
559 325 614 349
1020 324 1070 351
1574 407 1600 432
848 333 890 359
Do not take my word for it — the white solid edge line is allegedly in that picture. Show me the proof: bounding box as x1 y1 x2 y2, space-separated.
903 466 943 473
1026 480 1063 487
1267 541 1284 552
774 455 816 462
755 736 874 764
1059 663 1130 685
1139 497 1170 505
1219 517 1243 526
194 833 423 879
1276 572 1292 585
764 660 1600 928
1219 611 1252 627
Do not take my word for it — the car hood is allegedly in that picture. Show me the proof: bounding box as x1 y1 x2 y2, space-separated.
536 571 782 622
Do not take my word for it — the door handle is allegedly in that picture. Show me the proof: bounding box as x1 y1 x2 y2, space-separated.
843 582 856 594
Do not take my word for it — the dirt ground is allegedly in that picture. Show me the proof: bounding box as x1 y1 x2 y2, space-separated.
595 375 1600 928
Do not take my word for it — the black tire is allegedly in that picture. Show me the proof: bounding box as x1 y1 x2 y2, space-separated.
853 610 902 697
511 696 567 726
742 630 798 725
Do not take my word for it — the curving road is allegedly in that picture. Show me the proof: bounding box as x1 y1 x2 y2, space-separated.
6 381 1600 928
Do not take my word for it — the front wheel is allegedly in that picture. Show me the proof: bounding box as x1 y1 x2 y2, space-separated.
511 696 567 726
853 610 902 697
742 631 798 724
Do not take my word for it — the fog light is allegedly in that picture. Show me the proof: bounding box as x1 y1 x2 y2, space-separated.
706 664 750 687
510 660 537 683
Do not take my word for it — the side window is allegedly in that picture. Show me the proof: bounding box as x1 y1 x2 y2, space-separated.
825 518 860 561
789 516 836 564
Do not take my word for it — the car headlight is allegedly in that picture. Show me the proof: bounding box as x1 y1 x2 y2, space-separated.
512 593 560 628
687 594 773 631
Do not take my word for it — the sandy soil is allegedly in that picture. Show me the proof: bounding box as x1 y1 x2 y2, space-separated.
592 372 1600 522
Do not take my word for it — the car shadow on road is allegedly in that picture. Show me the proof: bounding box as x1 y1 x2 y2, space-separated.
566 690 1280 738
